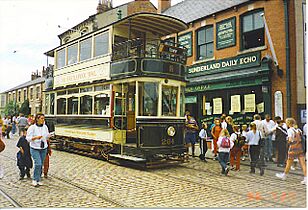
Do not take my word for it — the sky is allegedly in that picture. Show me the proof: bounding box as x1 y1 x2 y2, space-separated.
0 0 183 93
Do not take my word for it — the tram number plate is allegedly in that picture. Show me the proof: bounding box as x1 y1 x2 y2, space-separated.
161 138 174 146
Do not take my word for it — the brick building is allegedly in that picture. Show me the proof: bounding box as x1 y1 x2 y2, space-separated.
161 0 306 126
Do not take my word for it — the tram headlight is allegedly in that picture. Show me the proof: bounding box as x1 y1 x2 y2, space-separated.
167 126 176 137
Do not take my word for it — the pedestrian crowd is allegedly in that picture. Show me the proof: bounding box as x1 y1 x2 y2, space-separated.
0 113 51 187
184 110 307 185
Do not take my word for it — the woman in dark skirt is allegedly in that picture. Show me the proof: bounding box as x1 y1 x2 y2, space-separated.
17 129 32 180
275 119 288 167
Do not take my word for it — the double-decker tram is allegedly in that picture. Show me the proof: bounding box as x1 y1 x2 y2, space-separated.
44 13 188 168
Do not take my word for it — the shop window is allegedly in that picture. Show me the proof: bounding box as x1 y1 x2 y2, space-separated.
80 95 92 114
68 97 78 115
56 48 66 69
94 32 109 57
57 98 66 115
241 10 264 50
162 85 178 116
67 44 78 65
196 26 213 60
138 82 158 116
80 37 92 61
94 94 110 115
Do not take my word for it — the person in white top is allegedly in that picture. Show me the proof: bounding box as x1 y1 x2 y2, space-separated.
276 118 306 185
262 114 276 162
302 123 307 155
252 114 268 168
26 113 50 187
198 122 208 162
0 119 4 179
217 129 234 176
245 122 265 176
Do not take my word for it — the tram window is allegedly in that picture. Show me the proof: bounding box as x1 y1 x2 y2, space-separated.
50 93 55 115
80 87 93 93
94 32 109 57
68 88 79 94
162 86 178 116
114 94 126 116
80 95 93 115
45 95 49 114
57 91 66 96
56 48 65 69
67 44 78 65
57 98 66 115
68 97 78 115
139 82 158 116
80 37 92 61
94 94 110 115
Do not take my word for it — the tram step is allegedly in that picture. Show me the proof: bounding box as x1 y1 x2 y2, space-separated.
109 154 146 162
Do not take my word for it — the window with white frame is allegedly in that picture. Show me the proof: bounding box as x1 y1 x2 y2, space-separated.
67 44 78 65
56 48 66 69
196 26 214 60
80 37 92 61
94 32 109 57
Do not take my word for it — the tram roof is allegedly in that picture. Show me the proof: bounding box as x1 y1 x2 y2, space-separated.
113 12 188 37
44 13 188 57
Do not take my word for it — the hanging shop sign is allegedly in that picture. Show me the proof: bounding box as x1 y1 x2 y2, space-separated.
187 52 260 78
216 17 236 50
178 32 192 57
244 94 255 113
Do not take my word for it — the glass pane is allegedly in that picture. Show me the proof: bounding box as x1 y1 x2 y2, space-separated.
138 82 158 116
57 98 66 114
80 95 93 114
243 15 253 32
80 37 92 61
180 87 185 117
68 97 78 115
50 93 55 115
162 86 178 116
254 11 264 29
67 44 78 65
45 95 49 114
198 45 206 60
206 42 214 58
94 94 110 115
114 84 127 116
197 29 206 45
205 27 213 42
56 49 66 68
80 87 93 93
94 32 109 57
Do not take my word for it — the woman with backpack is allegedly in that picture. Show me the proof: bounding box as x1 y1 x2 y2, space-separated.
211 118 222 160
246 122 264 176
276 118 306 185
275 119 288 167
217 129 234 176
230 124 245 171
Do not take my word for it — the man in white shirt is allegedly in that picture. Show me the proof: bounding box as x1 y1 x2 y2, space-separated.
252 114 268 168
262 114 275 162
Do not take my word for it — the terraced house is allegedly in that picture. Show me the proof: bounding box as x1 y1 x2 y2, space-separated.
161 0 306 126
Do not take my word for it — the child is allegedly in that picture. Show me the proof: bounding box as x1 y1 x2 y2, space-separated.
211 118 222 160
16 129 32 180
230 125 245 171
241 124 248 161
199 122 208 162
217 129 234 176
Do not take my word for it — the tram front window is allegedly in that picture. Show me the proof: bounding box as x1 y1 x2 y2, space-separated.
57 98 66 114
80 95 93 114
139 82 158 116
94 94 110 115
68 97 78 115
162 86 177 116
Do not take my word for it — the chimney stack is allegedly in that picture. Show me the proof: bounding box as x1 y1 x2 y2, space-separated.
158 0 171 14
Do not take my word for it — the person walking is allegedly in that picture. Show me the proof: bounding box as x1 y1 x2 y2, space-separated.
302 123 307 155
0 119 5 179
198 122 208 162
246 122 265 176
26 113 49 186
275 119 288 167
211 118 222 160
230 124 245 171
16 129 32 180
185 114 199 157
276 118 307 185
17 113 28 136
217 129 234 176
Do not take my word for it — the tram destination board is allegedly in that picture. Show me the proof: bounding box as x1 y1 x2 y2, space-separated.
142 59 184 76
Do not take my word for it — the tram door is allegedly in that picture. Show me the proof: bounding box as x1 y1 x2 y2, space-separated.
126 82 136 143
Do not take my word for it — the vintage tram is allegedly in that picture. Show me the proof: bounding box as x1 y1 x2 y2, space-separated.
44 12 188 167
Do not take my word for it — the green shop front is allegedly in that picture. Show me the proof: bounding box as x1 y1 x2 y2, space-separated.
185 52 272 126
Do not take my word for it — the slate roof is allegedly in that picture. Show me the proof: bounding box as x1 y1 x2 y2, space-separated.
163 0 250 23
3 77 45 93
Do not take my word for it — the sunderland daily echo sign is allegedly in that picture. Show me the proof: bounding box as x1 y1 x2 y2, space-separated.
187 52 260 78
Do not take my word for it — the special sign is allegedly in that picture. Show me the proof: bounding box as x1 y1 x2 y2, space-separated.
187 52 260 78
216 17 236 49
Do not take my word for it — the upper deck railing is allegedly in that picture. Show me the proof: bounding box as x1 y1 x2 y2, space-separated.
112 38 187 64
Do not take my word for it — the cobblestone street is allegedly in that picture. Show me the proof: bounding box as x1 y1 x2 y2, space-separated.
0 135 306 208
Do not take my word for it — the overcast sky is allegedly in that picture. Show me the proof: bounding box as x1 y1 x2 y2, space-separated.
0 0 183 93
